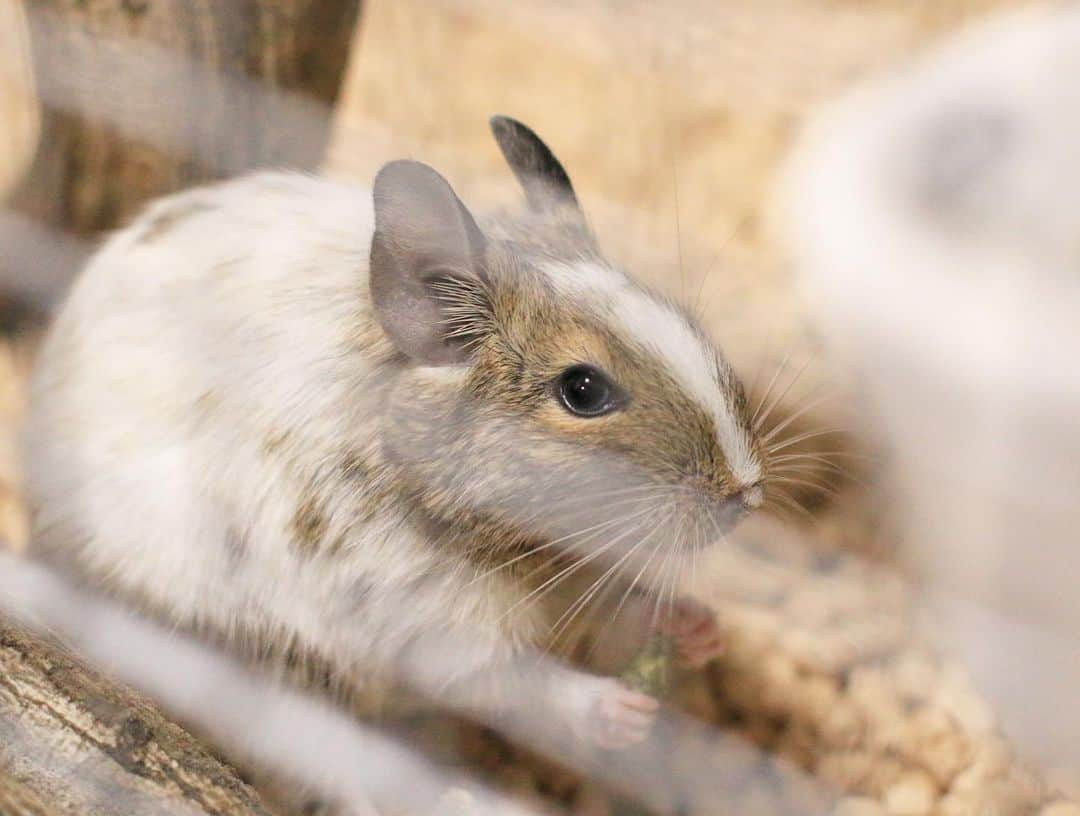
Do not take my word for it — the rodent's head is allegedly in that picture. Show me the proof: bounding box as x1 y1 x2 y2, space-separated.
371 117 767 571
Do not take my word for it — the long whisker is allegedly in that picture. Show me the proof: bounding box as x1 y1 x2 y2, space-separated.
767 489 816 521
770 461 875 493
671 140 686 302
768 475 842 496
770 462 844 477
690 512 701 597
546 508 672 650
499 540 626 631
754 357 812 434
770 452 849 467
764 502 798 525
520 502 658 580
767 427 849 455
609 514 676 638
465 499 658 588
759 390 834 442
750 346 795 428
472 481 682 548
661 514 687 628
779 448 871 459
499 511 654 628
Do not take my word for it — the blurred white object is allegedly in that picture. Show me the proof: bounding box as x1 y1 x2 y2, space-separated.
779 4 1080 772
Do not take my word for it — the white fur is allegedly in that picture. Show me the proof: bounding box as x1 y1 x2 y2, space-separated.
23 168 757 758
543 261 760 485
25 172 538 710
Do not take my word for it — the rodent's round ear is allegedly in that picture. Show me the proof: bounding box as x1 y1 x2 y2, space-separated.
370 160 491 366
490 116 583 218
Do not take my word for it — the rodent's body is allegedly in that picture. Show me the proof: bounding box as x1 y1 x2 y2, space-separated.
25 119 765 746
27 172 538 710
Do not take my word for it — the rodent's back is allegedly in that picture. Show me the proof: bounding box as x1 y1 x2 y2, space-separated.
25 168 543 699
22 171 395 631
32 171 383 429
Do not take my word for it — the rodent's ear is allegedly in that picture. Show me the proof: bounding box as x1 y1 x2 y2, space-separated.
490 116 583 218
370 160 491 366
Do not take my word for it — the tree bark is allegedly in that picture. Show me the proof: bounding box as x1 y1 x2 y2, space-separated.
0 621 273 816
2 0 362 316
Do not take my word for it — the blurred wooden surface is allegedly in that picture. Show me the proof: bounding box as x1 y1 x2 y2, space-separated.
8 0 361 241
0 0 37 201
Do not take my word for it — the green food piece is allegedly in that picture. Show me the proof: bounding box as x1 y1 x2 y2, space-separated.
620 632 674 697
613 633 674 816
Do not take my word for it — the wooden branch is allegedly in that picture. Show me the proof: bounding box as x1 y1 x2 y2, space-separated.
0 769 66 816
0 618 272 816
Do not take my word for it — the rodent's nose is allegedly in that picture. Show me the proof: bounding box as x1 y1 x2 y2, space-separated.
708 483 764 534
684 478 764 528
739 483 765 510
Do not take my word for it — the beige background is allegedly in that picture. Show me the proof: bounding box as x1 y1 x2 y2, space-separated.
325 0 1032 377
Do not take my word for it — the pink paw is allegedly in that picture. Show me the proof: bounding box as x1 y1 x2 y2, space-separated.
658 596 725 669
567 676 660 750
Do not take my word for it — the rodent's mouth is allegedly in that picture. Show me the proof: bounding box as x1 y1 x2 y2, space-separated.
650 498 755 555
711 497 755 534
674 483 764 548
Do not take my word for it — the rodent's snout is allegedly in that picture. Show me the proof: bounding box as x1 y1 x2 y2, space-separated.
739 483 765 510
712 481 764 533
699 482 765 536
684 477 764 516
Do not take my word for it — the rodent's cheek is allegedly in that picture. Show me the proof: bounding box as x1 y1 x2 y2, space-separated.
529 401 672 486
378 368 472 460
396 365 471 396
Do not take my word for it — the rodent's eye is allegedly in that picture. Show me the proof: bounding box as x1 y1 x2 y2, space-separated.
556 365 619 417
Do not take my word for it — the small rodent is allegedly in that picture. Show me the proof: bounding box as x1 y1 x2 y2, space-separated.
23 117 767 754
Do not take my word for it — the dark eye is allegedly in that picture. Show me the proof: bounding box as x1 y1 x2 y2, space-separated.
557 365 618 417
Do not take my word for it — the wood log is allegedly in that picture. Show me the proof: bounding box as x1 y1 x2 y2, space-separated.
0 621 272 815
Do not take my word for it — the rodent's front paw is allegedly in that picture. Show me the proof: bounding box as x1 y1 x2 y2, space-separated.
657 596 725 669
566 675 659 750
